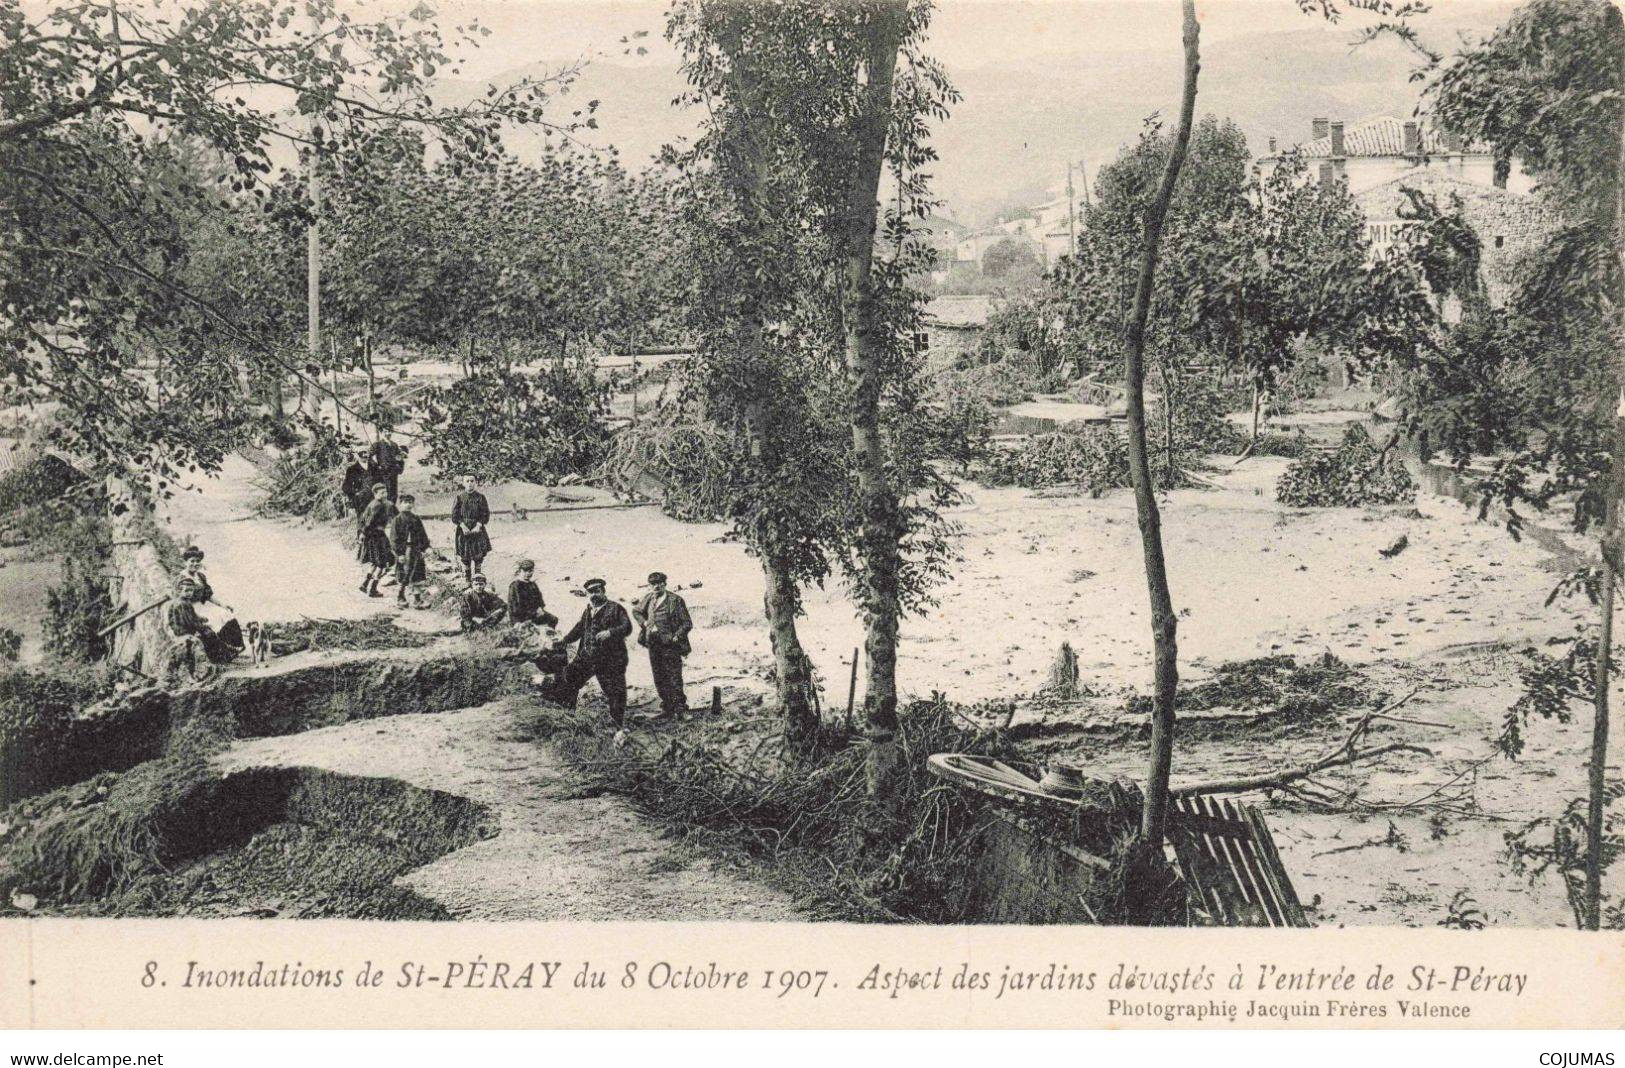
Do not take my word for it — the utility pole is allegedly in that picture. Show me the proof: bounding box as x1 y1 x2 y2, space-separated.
1066 162 1076 257
305 8 322 417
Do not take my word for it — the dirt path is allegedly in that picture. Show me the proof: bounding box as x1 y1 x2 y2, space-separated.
215 698 800 921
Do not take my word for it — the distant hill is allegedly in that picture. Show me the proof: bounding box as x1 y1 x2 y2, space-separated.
445 3 1515 226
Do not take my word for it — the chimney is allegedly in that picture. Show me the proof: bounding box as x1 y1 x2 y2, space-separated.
1329 121 1345 157
1312 117 1330 140
1403 121 1421 155
1268 136 1277 154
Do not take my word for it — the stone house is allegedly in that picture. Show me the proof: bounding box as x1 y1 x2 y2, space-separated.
1257 114 1534 196
1354 169 1560 308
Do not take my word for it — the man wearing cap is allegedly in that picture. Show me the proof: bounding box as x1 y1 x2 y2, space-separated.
367 433 407 503
554 578 633 738
459 573 508 632
634 571 692 720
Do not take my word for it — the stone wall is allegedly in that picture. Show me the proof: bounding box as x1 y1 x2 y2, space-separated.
1355 173 1561 307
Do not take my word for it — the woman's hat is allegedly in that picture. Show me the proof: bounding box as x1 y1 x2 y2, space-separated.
181 545 205 562
516 558 535 571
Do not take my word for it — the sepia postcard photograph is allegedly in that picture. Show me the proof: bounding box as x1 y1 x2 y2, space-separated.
0 0 1622 1043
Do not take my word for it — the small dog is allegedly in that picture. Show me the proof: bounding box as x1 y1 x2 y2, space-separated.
243 621 272 665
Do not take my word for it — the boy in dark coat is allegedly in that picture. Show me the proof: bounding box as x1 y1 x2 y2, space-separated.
367 435 407 502
633 571 692 719
356 483 396 598
341 451 370 517
553 577 633 743
459 574 507 631
507 559 557 628
450 473 492 585
387 493 431 607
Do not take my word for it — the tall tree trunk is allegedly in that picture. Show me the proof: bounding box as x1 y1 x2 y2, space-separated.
764 550 818 752
744 370 819 753
1584 34 1625 931
1125 0 1200 845
712 18 823 755
841 0 908 799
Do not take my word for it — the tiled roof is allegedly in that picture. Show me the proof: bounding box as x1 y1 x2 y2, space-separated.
1291 116 1490 158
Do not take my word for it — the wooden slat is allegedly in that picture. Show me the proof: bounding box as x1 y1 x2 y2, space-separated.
1194 795 1251 922
1197 795 1258 922
1180 796 1243 924
1235 806 1294 928
1246 808 1311 927
1168 795 1312 928
1168 826 1231 925
1222 798 1286 927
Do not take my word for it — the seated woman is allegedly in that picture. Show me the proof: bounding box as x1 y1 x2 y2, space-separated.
166 576 243 664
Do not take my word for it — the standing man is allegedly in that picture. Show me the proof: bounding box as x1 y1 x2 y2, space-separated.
367 433 407 503
387 492 431 608
554 578 633 744
451 473 492 585
634 571 692 720
356 483 395 598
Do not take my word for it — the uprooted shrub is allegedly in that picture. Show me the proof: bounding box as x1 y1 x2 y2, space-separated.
255 423 353 521
977 426 1203 494
596 415 739 522
1123 653 1382 727
1276 423 1414 507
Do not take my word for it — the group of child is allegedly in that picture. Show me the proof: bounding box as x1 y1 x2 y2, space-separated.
349 472 565 640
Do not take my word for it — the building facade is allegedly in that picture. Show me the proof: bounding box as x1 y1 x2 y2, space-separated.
1257 115 1533 197
1260 114 1553 308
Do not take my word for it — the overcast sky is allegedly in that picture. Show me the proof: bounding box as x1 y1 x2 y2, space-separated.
349 0 1512 79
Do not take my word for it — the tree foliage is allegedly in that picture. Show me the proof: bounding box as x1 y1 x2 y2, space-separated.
416 358 615 485
0 0 579 489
